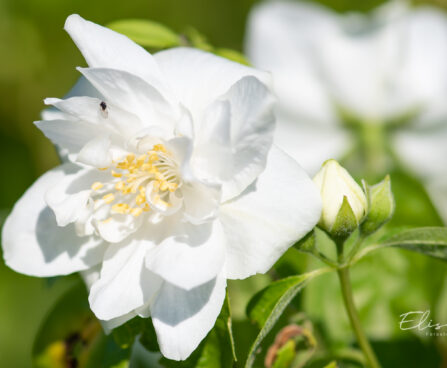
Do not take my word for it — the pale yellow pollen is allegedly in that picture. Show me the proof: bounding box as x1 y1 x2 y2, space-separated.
92 144 178 220
131 207 143 217
111 170 122 178
126 154 135 163
153 144 167 153
101 217 113 224
91 182 104 191
135 194 146 205
115 181 125 191
112 203 130 214
103 193 115 204
154 195 171 207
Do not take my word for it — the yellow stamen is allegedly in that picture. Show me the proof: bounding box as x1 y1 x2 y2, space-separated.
111 170 122 178
115 181 125 191
112 203 130 214
126 154 135 163
103 193 115 204
91 182 103 191
131 207 143 217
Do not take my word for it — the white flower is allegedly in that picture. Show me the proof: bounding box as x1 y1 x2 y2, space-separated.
1 15 322 360
313 160 367 235
246 1 447 220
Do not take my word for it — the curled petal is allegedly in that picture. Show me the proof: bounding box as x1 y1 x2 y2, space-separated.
2 164 107 277
151 275 226 361
220 146 321 279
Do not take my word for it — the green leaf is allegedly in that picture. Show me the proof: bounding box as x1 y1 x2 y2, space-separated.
161 293 236 368
245 268 331 368
33 282 131 368
323 361 338 368
182 27 213 51
389 169 443 227
375 227 447 261
215 48 250 65
112 317 143 349
107 19 180 48
272 340 296 368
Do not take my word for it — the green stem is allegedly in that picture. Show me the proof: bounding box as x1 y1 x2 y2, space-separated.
337 267 381 368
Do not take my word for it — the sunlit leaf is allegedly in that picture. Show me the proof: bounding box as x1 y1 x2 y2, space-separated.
245 268 331 368
215 48 250 65
107 19 180 48
357 227 447 262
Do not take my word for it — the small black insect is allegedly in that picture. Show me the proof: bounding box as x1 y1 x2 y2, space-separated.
99 101 108 118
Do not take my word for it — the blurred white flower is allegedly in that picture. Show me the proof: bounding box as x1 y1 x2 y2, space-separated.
314 160 367 235
246 0 447 219
1 15 322 360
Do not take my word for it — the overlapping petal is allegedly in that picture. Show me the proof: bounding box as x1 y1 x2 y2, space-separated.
151 275 226 361
2 164 107 276
193 76 275 200
89 239 161 320
220 147 321 279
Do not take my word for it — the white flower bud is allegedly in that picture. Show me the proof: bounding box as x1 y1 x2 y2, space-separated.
313 160 367 237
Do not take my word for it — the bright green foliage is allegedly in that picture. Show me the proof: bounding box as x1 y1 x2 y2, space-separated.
272 340 296 368
107 19 180 48
374 227 447 261
245 269 331 368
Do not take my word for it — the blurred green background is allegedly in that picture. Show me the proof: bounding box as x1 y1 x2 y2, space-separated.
1 0 447 367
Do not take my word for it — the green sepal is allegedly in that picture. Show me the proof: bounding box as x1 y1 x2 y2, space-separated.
294 230 316 254
361 175 395 235
330 196 358 240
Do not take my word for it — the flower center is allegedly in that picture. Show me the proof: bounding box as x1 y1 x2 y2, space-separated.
90 143 181 220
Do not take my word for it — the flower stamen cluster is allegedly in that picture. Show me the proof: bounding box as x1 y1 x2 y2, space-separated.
90 143 180 221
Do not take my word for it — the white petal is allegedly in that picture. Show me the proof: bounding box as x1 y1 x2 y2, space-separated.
81 265 138 332
274 113 351 175
78 67 175 127
64 14 168 98
89 239 162 320
76 136 112 168
193 76 275 200
181 181 221 225
392 7 447 112
245 0 338 123
145 218 225 290
44 165 93 227
153 47 271 120
94 212 144 244
41 77 103 121
35 119 106 157
2 164 107 277
45 96 143 136
219 146 321 279
151 275 226 361
393 125 447 178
